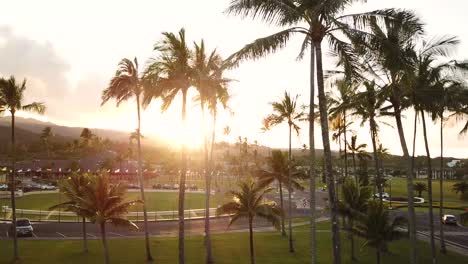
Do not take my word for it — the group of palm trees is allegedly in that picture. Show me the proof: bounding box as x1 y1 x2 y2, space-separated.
2 1 468 264
224 1 468 264
101 29 231 264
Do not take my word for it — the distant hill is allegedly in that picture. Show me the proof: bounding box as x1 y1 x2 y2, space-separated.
0 116 143 143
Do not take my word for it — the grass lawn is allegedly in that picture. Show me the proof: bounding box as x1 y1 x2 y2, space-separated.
387 178 466 204
0 229 466 264
0 192 230 212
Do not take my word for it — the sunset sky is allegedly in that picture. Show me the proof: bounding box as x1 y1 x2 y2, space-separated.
0 0 467 158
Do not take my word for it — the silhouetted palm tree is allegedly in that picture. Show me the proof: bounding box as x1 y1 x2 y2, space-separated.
216 180 282 264
101 57 153 261
256 150 305 236
354 200 407 264
50 173 92 253
347 135 367 185
143 28 192 264
40 126 53 158
225 3 402 261
263 91 305 252
338 178 371 261
78 173 141 264
0 76 45 260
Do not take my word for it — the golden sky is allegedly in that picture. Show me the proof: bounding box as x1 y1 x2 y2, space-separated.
0 0 467 158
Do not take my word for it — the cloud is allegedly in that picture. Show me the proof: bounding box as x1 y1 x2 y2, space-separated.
0 25 127 124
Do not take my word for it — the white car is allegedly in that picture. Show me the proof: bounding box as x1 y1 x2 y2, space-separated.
442 214 457 225
41 184 56 190
374 192 390 199
12 218 34 237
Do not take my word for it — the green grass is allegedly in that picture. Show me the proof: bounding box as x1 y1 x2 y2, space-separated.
0 192 230 212
0 230 466 264
388 179 467 204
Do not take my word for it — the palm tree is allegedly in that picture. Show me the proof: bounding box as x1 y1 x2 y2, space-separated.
414 182 427 198
101 57 153 261
352 81 388 199
355 12 425 262
192 39 231 264
80 128 94 148
337 178 371 261
225 3 402 262
329 78 357 180
143 28 192 264
347 135 367 185
256 150 305 236
40 126 53 158
263 91 305 252
408 35 467 263
78 173 141 264
216 180 282 264
49 173 91 253
0 76 45 259
452 181 468 200
354 200 408 264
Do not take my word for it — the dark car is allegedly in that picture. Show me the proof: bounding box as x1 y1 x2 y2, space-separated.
11 219 34 237
152 184 162 189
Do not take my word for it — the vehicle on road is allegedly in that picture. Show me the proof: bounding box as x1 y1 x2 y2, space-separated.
40 184 57 190
442 214 457 225
374 192 390 199
11 218 34 237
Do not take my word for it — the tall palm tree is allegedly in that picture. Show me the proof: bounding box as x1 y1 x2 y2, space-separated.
0 76 45 259
49 173 91 253
263 91 305 252
77 173 141 264
347 135 367 185
101 57 153 261
354 200 408 264
256 149 305 236
225 3 402 262
355 12 425 262
408 35 467 263
337 178 371 261
216 180 282 264
192 39 231 264
329 78 357 180
40 126 53 158
143 28 192 264
352 81 388 199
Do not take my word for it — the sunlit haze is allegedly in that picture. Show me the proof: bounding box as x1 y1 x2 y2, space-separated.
1 0 467 157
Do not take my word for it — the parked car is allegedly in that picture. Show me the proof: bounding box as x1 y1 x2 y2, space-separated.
162 184 171 190
11 218 33 237
442 214 457 225
0 184 7 191
173 184 179 190
126 184 139 189
40 184 57 190
152 184 162 189
374 192 390 199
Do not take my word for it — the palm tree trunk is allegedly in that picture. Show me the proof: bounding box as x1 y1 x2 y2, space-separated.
135 93 153 262
343 112 349 179
376 248 381 264
315 41 341 264
82 217 88 253
370 119 382 203
352 153 357 185
179 89 188 264
308 43 317 264
10 111 19 260
249 217 255 264
349 218 356 261
394 105 417 264
201 103 214 264
287 123 294 253
100 222 110 264
279 181 286 236
439 115 447 254
421 111 436 264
